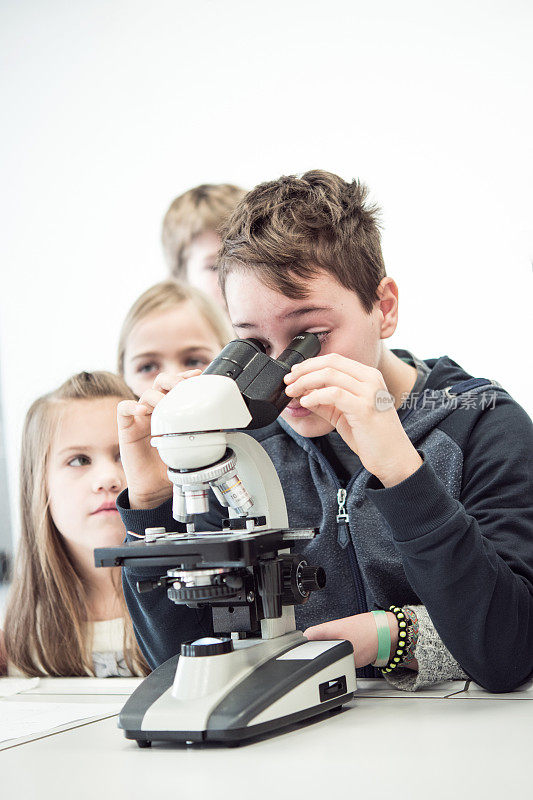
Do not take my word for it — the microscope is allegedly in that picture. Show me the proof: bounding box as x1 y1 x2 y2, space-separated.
95 334 356 745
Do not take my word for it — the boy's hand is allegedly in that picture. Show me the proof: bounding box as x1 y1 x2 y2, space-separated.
304 612 419 670
117 369 202 509
284 354 422 487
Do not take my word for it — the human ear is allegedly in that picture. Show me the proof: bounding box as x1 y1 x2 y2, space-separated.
376 277 399 340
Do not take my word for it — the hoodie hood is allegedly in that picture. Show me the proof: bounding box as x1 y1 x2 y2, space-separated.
398 351 477 391
275 350 506 504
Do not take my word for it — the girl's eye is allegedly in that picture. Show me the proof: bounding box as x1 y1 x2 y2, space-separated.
68 455 90 467
312 331 330 344
137 362 159 375
185 357 210 369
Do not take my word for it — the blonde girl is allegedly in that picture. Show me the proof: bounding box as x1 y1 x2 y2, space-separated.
1 371 149 677
118 279 233 398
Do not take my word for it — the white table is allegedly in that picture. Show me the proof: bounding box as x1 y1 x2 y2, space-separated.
2 678 532 800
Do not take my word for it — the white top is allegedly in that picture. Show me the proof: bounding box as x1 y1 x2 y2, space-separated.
90 617 140 678
91 617 125 653
8 617 140 678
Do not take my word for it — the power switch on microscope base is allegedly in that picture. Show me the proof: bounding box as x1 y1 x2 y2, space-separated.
319 675 348 702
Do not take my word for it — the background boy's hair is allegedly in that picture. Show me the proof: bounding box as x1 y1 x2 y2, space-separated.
162 183 246 277
3 371 149 677
218 170 386 313
117 279 233 378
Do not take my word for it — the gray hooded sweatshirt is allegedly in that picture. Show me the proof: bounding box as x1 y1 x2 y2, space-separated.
118 351 533 692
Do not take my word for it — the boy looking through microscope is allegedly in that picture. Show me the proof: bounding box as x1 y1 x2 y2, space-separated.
117 171 533 691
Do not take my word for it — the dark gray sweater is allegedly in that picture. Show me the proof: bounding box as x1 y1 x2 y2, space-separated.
117 352 533 692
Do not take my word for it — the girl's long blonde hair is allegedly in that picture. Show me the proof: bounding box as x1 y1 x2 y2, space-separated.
3 371 149 677
117 279 233 379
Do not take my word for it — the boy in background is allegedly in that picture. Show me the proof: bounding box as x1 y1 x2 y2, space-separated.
162 183 245 307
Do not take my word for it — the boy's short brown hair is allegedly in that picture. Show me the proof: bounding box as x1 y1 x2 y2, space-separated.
162 183 246 278
218 170 386 313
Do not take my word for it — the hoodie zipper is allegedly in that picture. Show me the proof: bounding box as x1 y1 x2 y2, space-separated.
336 487 349 524
277 425 375 677
336 487 351 548
340 473 369 617
337 473 375 679
301 445 370 619
336 485 369 615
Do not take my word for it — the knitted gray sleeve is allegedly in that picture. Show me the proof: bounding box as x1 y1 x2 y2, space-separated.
382 605 468 691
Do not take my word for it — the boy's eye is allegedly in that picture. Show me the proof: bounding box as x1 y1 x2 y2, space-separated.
311 331 330 344
205 264 218 273
68 455 91 467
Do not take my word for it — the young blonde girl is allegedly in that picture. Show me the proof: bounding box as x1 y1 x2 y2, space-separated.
118 279 233 399
0 371 149 677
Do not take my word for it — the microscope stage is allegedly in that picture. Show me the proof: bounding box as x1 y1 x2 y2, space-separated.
95 528 315 571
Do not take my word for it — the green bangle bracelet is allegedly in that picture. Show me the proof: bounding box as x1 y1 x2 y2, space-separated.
371 609 392 668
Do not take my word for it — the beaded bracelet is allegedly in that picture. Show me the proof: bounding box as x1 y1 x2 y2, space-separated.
401 606 419 664
381 605 412 674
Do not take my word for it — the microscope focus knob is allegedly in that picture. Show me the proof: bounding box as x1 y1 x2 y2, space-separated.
180 637 234 657
280 557 327 604
299 565 327 594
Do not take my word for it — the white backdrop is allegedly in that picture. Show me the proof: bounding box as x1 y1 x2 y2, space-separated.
1 0 532 541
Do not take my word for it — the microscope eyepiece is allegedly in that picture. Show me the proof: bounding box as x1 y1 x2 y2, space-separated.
201 331 321 429
203 338 265 381
276 332 321 370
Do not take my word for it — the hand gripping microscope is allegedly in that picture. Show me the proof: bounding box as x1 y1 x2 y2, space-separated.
95 333 356 745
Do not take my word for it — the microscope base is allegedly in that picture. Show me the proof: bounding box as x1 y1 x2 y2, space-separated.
119 635 356 745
